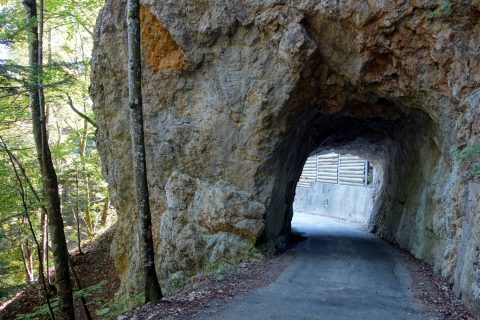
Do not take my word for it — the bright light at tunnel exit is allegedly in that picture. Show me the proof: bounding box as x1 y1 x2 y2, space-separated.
293 152 381 226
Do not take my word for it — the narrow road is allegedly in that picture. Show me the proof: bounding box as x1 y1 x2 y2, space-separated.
190 213 426 320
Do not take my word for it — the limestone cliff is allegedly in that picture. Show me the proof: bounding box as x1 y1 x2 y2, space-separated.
91 0 480 313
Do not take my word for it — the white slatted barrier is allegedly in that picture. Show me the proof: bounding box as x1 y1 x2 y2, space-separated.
297 156 316 187
298 153 369 188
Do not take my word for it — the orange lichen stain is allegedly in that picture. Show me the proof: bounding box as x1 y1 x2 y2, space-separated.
230 113 244 126
176 96 187 116
177 104 186 116
140 5 186 72
247 91 262 103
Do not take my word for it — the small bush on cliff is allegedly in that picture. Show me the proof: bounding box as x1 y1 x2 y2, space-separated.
427 0 474 20
450 144 480 178
428 0 453 19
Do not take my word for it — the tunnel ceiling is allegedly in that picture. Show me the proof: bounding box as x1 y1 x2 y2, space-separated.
91 0 480 313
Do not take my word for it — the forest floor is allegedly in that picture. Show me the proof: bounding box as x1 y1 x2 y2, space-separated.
0 227 120 320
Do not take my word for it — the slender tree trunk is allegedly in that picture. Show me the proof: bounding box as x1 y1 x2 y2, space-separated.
75 173 83 253
40 215 50 283
84 174 95 237
47 27 51 64
127 0 162 303
38 0 48 138
0 136 54 286
79 115 88 157
21 193 55 320
2 139 55 319
100 197 109 227
26 240 35 281
78 117 95 237
20 244 33 283
40 209 47 282
68 257 92 320
22 1 75 318
46 215 51 285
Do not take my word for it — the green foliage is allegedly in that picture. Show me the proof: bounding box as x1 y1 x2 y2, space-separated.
426 0 473 20
0 2 28 45
94 294 145 319
0 139 40 297
96 307 111 316
427 0 453 19
470 162 480 178
0 0 112 304
15 281 107 319
450 145 480 178
170 274 188 290
15 300 59 320
73 280 106 299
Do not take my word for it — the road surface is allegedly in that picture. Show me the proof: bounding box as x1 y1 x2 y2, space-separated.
190 213 426 320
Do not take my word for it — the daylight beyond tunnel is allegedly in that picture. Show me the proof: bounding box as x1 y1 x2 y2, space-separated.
293 152 381 225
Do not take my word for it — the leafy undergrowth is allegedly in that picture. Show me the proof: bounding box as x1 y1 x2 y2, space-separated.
0 227 120 320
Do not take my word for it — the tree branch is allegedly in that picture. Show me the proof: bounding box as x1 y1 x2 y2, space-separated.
65 94 97 128
0 136 47 215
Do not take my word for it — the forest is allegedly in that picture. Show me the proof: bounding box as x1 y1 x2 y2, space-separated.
0 0 118 318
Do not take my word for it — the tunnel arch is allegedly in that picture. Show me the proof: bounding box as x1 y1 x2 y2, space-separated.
257 75 446 255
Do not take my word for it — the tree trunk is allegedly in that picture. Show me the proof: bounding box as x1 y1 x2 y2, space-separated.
0 134 49 284
22 0 75 318
100 197 109 227
40 209 47 283
84 174 95 237
79 114 88 157
68 257 92 320
75 173 83 253
20 244 33 283
26 240 35 281
127 0 163 303
46 215 51 285
2 137 55 319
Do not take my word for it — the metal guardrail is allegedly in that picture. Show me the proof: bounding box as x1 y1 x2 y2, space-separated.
298 153 369 188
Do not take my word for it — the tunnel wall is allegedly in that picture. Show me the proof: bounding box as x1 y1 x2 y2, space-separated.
91 0 480 313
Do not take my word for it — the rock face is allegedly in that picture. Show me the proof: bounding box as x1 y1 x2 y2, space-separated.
91 0 480 313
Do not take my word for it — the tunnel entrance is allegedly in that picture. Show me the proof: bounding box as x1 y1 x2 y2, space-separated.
261 102 443 257
293 152 381 225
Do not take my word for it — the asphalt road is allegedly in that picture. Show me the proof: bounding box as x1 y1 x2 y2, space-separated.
190 213 426 320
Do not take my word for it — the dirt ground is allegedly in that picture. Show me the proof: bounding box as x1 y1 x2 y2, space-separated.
0 228 120 320
124 255 292 320
402 251 476 320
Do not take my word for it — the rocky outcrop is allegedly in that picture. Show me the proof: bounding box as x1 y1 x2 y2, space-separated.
91 0 480 313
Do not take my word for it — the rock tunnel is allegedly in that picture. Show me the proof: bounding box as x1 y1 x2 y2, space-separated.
91 0 480 314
